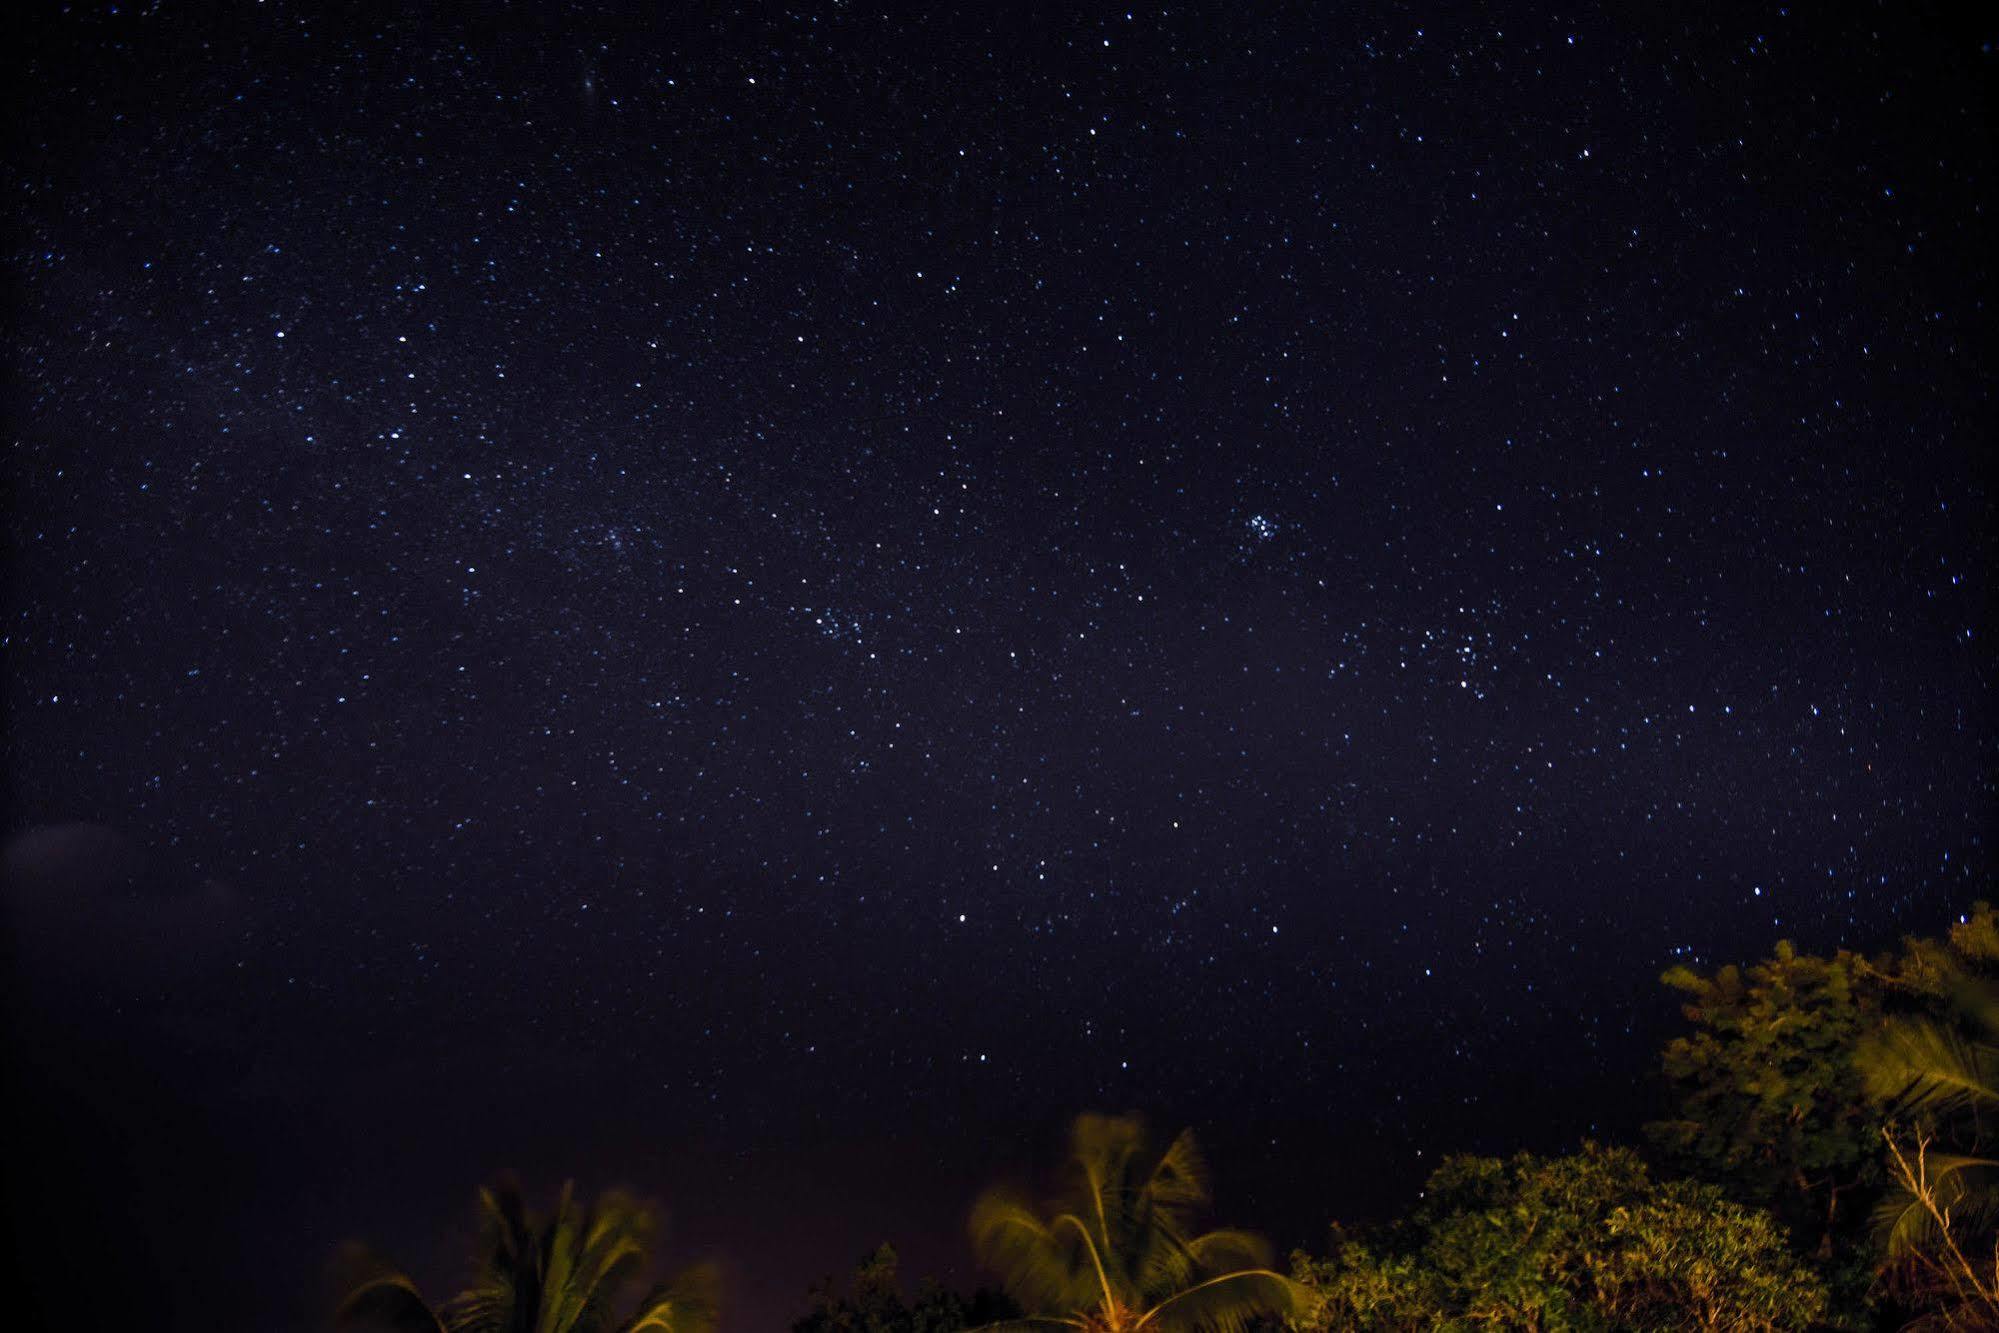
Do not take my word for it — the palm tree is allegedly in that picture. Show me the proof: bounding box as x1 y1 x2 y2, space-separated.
1859 945 1999 1327
335 1176 720 1333
1877 1131 1999 1326
967 1113 1305 1332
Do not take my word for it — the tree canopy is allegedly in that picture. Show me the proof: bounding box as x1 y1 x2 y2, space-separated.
325 906 1999 1333
1290 1143 1827 1332
792 1242 1020 1333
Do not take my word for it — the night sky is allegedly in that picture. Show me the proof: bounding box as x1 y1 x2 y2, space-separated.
4 4 1993 1329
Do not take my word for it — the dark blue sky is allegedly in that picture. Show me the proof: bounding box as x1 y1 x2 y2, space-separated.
5 4 1991 1328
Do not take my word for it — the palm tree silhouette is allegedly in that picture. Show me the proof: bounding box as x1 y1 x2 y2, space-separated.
335 1176 719 1333
967 1113 1304 1332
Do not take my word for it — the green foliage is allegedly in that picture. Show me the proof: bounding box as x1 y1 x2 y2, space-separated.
793 1243 1021 1333
1641 903 1999 1326
1646 940 1886 1253
1859 905 1999 1126
324 907 1999 1333
334 1176 719 1333
968 1112 1308 1331
1594 1179 1830 1331
1289 1146 1827 1332
1286 1233 1436 1333
1412 1145 1644 1328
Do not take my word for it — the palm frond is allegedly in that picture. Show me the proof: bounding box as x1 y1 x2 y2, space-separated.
361 1178 715 1333
1071 1115 1148 1184
971 1190 1112 1312
1874 1154 1999 1257
1143 1128 1212 1224
975 1116 1289 1331
1135 1268 1307 1332
1070 1114 1147 1259
334 1272 450 1333
1135 1226 1271 1302
1863 1018 1999 1116
619 1260 721 1333
1179 1229 1273 1274
1874 1184 1940 1260
563 1195 656 1333
534 1181 587 1333
440 1288 513 1333
473 1176 541 1320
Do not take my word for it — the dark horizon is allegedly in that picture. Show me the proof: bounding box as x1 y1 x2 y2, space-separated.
5 4 1992 1329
